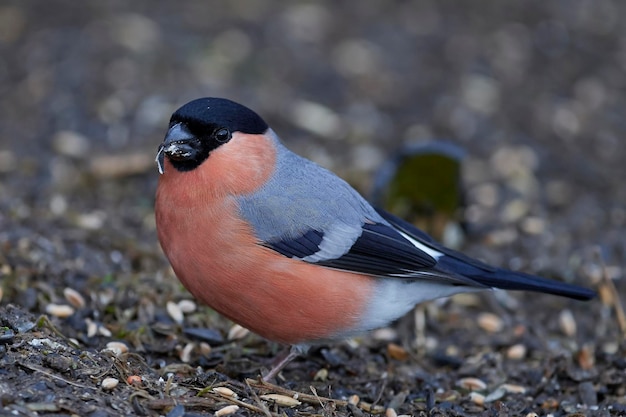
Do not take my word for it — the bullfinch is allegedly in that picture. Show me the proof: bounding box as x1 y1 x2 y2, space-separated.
155 97 595 380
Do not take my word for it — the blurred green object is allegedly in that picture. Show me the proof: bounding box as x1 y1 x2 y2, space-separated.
371 141 465 243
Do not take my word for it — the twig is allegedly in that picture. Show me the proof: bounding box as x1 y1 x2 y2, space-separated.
212 392 279 416
372 372 388 407
146 394 280 416
129 390 156 403
246 378 386 414
596 249 626 338
245 378 273 417
309 385 325 412
35 315 81 349
145 397 217 411
18 361 95 390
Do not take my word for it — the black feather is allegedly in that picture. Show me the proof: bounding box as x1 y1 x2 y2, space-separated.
378 209 596 300
316 222 436 275
266 229 324 259
264 221 436 276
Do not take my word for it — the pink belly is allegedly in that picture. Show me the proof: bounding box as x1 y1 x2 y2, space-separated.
155 192 374 344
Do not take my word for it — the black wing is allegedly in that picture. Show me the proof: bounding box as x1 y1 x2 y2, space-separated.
264 217 482 286
378 209 596 300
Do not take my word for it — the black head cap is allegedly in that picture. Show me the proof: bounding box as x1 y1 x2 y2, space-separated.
171 97 269 135
157 98 269 173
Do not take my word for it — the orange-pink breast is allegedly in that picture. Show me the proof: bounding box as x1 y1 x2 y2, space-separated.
155 135 375 344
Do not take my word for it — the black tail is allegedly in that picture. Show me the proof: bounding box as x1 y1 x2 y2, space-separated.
439 256 597 300
437 254 596 301
378 209 596 301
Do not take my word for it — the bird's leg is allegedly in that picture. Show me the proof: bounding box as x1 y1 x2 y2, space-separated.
262 344 309 381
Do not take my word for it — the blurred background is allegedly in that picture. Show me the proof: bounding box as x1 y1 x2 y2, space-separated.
1 0 624 277
1 1 625 412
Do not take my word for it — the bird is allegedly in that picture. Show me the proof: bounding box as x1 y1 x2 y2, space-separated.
154 97 596 380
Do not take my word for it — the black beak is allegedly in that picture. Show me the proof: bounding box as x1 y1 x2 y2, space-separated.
156 123 197 174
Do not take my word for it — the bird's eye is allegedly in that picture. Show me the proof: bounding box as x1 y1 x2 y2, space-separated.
214 128 231 143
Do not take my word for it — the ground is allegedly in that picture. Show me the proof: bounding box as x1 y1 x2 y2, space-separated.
0 1 625 416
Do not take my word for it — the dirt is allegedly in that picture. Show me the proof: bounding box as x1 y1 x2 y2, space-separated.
0 1 625 416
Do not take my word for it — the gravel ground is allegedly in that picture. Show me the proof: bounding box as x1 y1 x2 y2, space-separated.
0 1 625 416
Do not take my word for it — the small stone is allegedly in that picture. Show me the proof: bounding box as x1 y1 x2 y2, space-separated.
15 318 36 333
25 403 59 412
90 153 154 178
199 342 212 356
214 405 239 416
348 394 360 405
98 325 112 337
178 342 195 363
52 130 90 158
362 403 386 413
457 377 487 391
45 304 75 318
85 318 98 338
177 299 197 314
260 394 302 407
166 301 184 324
29 338 66 350
484 386 506 402
469 392 485 406
227 324 249 341
98 288 115 306
126 375 141 386
506 344 527 360
578 381 597 406
183 327 224 344
500 383 526 394
387 343 409 361
313 367 328 381
63 288 86 309
371 327 398 341
501 199 529 223
106 341 129 355
291 100 344 139
387 391 408 411
486 227 518 246
520 216 546 235
601 341 619 355
558 309 577 337
49 194 68 215
213 387 238 398
0 327 15 344
461 74 500 115
43 354 73 373
101 377 119 390
577 344 595 370
477 312 504 333
385 408 398 417
76 212 106 230
0 150 16 173
110 13 160 53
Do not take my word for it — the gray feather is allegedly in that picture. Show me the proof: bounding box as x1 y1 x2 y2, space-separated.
237 130 382 261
